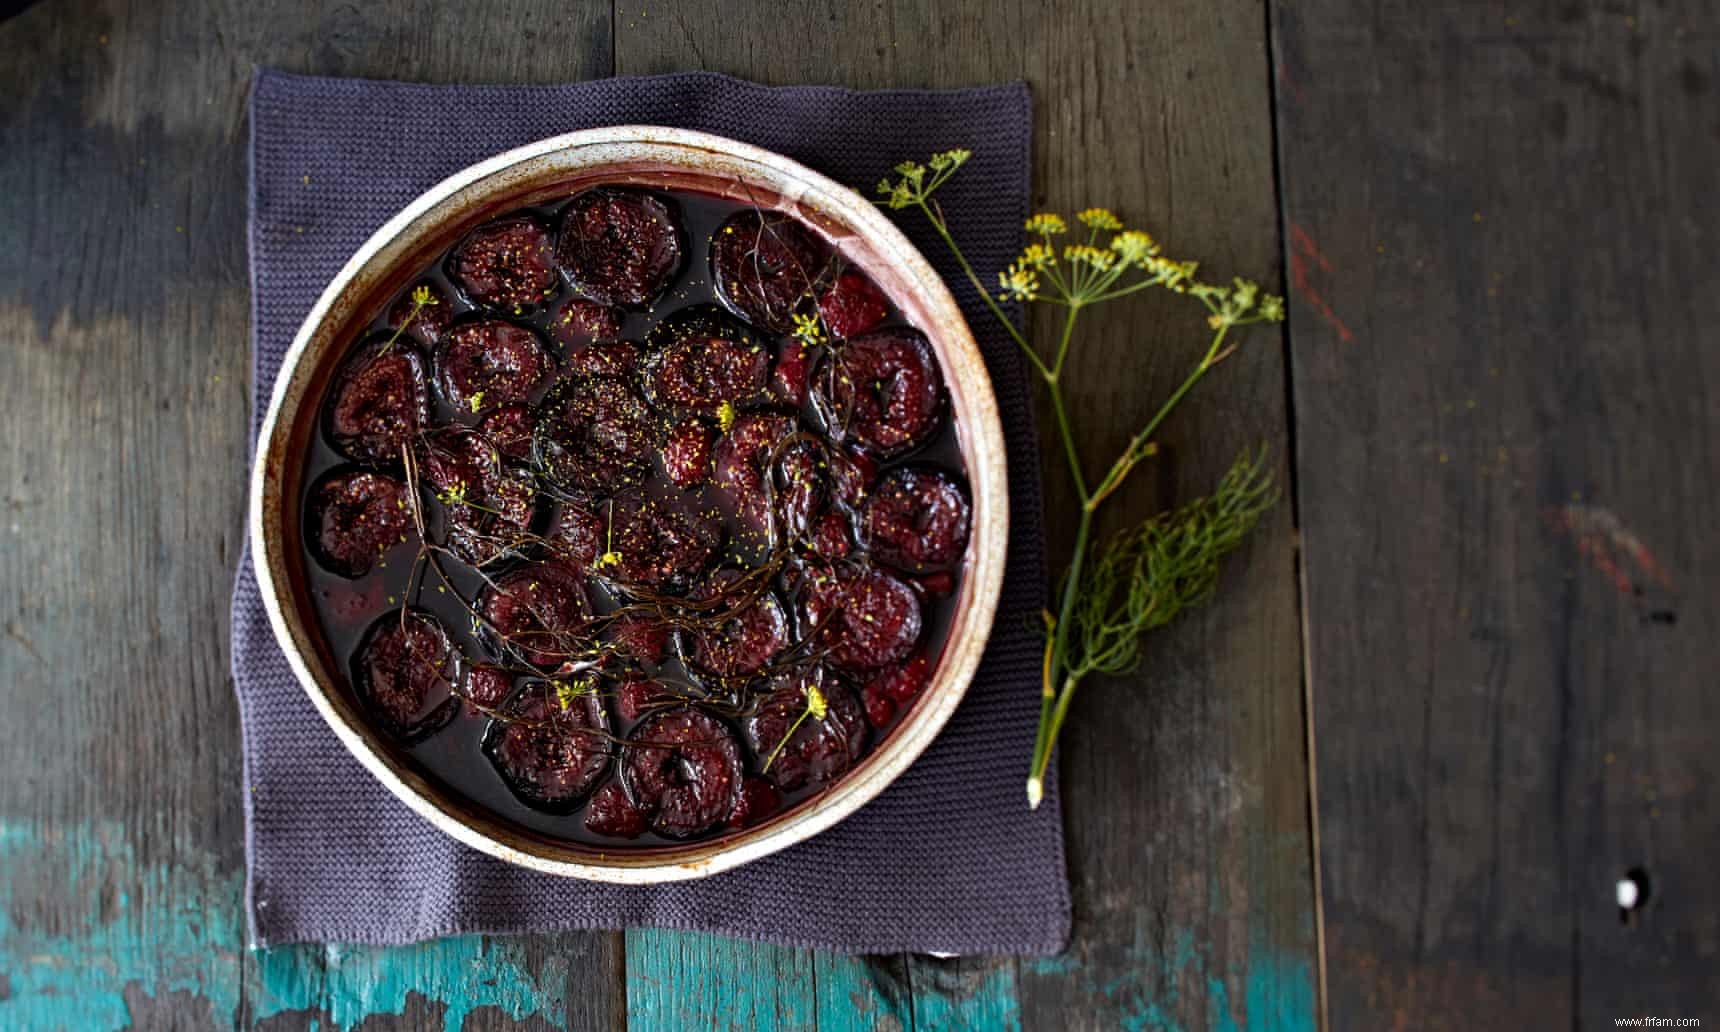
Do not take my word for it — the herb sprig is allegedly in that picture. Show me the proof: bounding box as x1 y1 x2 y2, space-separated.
879 151 1283 807
378 284 437 354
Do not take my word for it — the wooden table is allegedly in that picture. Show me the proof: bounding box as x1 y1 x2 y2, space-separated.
2 0 1714 1028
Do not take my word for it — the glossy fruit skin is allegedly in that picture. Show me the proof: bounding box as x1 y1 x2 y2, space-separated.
433 318 552 414
621 708 745 839
816 270 889 338
860 466 972 573
743 674 868 792
915 570 956 597
325 335 432 465
662 419 716 489
866 650 931 705
555 188 686 308
549 297 624 347
605 615 670 668
546 503 603 570
830 447 878 509
478 404 538 462
771 439 873 554
860 681 897 729
811 328 946 458
460 471 541 567
447 214 561 313
483 681 612 813
478 563 593 670
640 305 773 418
709 210 831 333
727 776 783 829
568 340 645 379
306 467 413 578
386 280 455 346
352 609 461 742
417 428 539 567
531 375 658 496
463 664 514 717
770 441 825 543
770 340 812 407
811 512 854 560
676 568 790 688
551 299 639 376
417 427 502 501
713 410 801 545
614 674 677 721
599 494 724 596
584 779 647 838
801 562 924 671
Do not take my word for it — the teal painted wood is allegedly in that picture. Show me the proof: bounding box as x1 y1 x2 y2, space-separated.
0 820 245 1031
906 957 1022 1031
1022 931 1315 1032
0 819 575 1031
0 814 1053 1032
623 930 915 1031
622 930 813 1029
245 936 575 1030
816 952 914 1032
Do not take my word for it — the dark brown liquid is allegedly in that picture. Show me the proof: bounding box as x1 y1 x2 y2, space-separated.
298 186 968 848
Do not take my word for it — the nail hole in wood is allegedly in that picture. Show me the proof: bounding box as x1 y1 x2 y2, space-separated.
1617 867 1651 924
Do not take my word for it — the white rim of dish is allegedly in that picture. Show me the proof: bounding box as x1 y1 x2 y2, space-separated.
249 126 1009 882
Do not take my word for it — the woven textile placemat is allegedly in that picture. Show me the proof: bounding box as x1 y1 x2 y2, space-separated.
232 68 1068 953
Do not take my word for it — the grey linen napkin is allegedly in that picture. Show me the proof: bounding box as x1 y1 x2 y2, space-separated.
233 68 1068 953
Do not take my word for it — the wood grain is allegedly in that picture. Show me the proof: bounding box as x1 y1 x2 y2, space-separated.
1273 2 1720 1027
622 931 913 1030
617 0 1315 1028
0 0 1316 1026
0 1 620 1028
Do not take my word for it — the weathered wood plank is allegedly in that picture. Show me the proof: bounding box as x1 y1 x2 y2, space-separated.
1002 1 1317 1026
617 0 1315 1028
818 951 915 1031
0 0 619 1028
907 955 1023 1030
246 932 620 1030
3 0 1315 1026
1274 2 1720 1027
622 931 912 1030
0 817 616 1030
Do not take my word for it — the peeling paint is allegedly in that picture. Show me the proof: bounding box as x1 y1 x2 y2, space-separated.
1 818 1314 1029
624 930 820 1029
1241 947 1317 1032
0 819 245 1031
0 820 564 1031
624 930 924 1031
1026 927 1315 1032
908 959 1021 1031
249 933 568 1031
